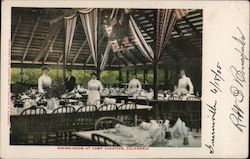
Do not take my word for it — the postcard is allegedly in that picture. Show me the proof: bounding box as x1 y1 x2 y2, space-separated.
1 0 249 158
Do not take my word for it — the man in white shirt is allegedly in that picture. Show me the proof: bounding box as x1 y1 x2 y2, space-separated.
38 66 52 94
174 69 194 96
128 73 142 95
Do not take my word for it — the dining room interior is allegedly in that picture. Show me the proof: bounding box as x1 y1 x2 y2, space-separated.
10 7 202 147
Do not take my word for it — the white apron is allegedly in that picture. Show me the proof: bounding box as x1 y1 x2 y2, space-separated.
175 75 194 96
87 79 103 107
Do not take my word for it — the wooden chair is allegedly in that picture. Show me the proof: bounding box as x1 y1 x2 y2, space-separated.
98 103 117 111
52 106 76 114
166 96 186 124
19 106 47 144
118 102 136 110
94 117 125 130
92 133 120 146
77 105 97 112
186 97 201 132
76 105 97 131
50 106 76 145
21 105 47 115
167 96 182 101
117 103 136 126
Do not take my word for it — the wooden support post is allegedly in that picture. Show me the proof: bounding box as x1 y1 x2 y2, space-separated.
118 66 122 84
153 60 159 99
164 67 168 89
96 9 102 80
126 70 129 83
143 65 147 84
134 64 137 74
20 67 24 83
63 24 66 80
153 10 159 100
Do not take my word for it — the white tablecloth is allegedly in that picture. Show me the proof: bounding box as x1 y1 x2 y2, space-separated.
75 127 201 147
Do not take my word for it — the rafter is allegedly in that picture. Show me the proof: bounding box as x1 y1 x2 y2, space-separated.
115 53 127 66
130 49 147 65
22 17 40 62
43 28 61 63
11 14 23 46
71 39 88 65
33 23 62 63
174 24 200 56
183 17 202 37
85 54 92 65
120 50 136 65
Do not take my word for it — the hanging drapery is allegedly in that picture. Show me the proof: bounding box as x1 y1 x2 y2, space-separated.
129 14 154 62
100 42 111 70
64 13 77 65
79 9 98 67
156 9 189 60
78 8 95 14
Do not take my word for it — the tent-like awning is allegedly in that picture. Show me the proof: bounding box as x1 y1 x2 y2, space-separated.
11 8 202 70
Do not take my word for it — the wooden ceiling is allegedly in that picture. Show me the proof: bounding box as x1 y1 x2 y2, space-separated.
11 8 202 69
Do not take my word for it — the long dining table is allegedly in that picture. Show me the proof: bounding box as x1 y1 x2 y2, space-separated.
75 127 201 147
128 98 201 127
10 103 153 142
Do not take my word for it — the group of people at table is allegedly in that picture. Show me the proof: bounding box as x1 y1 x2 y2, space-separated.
12 66 200 147
37 66 195 107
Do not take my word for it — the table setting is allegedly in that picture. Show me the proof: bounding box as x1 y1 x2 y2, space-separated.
76 117 201 147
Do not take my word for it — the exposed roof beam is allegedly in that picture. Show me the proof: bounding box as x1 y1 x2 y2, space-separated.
174 24 201 56
58 54 63 64
183 17 202 37
120 50 136 65
11 14 23 46
43 27 61 63
49 15 64 25
22 17 40 62
11 62 120 70
130 49 147 65
71 39 88 65
85 54 92 65
115 53 127 66
33 22 62 63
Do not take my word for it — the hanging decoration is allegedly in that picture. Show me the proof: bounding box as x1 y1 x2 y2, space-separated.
156 9 189 60
79 9 98 67
64 13 77 65
63 8 188 71
128 10 154 62
105 9 131 52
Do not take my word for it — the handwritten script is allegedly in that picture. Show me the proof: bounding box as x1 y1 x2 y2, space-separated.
229 27 248 132
205 62 224 154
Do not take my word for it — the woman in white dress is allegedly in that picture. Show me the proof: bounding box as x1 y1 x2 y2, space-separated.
38 66 52 94
128 73 142 95
173 69 194 96
87 73 103 107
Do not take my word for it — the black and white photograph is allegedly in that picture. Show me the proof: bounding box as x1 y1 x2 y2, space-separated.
9 7 202 147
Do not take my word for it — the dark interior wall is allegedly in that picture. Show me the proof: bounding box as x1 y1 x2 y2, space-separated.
155 57 201 94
